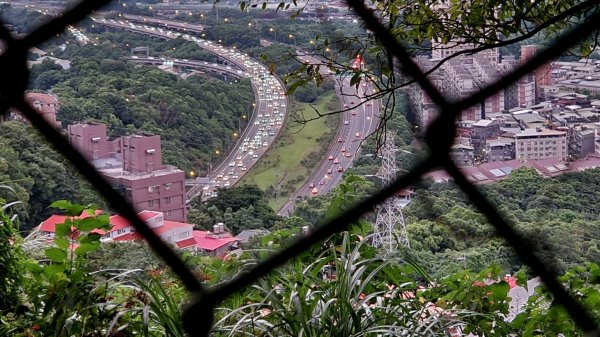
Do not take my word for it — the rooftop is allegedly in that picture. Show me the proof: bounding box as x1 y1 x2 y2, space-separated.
193 231 240 251
516 128 566 137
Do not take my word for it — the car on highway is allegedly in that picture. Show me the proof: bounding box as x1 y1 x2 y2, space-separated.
344 120 349 125
351 110 357 115
328 155 334 160
333 158 339 164
311 188 319 195
337 138 343 143
341 147 346 153
309 183 315 188
337 166 344 172
224 182 231 187
327 169 332 174
319 180 325 185
355 132 361 137
345 152 352 158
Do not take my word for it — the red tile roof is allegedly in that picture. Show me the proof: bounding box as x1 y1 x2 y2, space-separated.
113 233 143 241
155 220 193 235
39 210 103 232
192 231 239 251
138 210 162 221
26 92 59 105
109 215 131 231
176 237 197 249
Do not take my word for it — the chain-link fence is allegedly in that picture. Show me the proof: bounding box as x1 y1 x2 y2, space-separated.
2 0 599 335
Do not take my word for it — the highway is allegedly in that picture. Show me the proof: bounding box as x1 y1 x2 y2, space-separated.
127 56 246 79
91 17 289 202
49 11 380 214
278 70 379 215
121 14 205 34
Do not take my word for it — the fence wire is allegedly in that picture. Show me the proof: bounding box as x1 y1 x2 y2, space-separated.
2 0 599 336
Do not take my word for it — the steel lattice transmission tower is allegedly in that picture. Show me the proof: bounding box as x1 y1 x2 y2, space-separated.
372 132 410 252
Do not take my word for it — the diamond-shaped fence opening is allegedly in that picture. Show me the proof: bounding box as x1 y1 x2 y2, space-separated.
2 0 599 336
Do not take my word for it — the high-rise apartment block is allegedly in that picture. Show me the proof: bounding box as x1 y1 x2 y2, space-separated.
409 40 555 128
68 122 187 222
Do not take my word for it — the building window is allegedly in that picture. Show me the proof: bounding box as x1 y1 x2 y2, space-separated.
179 232 188 239
149 200 155 207
166 210 172 217
165 197 171 204
165 183 172 191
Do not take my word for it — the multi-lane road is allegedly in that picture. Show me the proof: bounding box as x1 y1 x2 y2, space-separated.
68 13 381 214
92 17 289 202
278 64 379 215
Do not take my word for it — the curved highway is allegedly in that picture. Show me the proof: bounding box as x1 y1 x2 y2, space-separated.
91 17 289 202
92 15 380 215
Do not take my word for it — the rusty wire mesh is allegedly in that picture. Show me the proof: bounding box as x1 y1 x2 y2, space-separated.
2 0 600 336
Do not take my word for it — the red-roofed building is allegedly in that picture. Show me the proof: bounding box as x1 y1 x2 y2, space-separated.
104 211 193 245
36 210 103 239
68 122 187 222
35 211 238 255
188 230 239 257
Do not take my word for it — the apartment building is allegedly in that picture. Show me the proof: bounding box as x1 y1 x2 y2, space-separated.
515 128 567 162
68 122 187 222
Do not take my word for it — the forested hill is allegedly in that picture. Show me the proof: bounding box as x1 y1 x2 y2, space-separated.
403 167 600 277
28 40 253 174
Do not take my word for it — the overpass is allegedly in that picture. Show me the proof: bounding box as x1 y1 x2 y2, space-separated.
91 16 289 203
127 56 245 81
122 14 205 35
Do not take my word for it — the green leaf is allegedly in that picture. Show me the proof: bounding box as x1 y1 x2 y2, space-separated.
43 262 66 277
25 261 43 274
78 233 101 244
54 237 70 250
55 222 72 237
45 247 67 263
75 242 100 255
77 217 105 232
350 73 362 87
50 200 85 216
50 200 70 210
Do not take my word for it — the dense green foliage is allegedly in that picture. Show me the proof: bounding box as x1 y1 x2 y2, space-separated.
0 122 101 231
187 185 304 234
0 203 21 314
28 33 254 174
404 168 600 277
1 185 599 336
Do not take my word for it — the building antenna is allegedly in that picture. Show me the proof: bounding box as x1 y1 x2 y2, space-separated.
372 132 410 253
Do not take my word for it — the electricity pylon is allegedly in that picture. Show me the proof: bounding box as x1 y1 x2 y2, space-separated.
372 132 410 253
